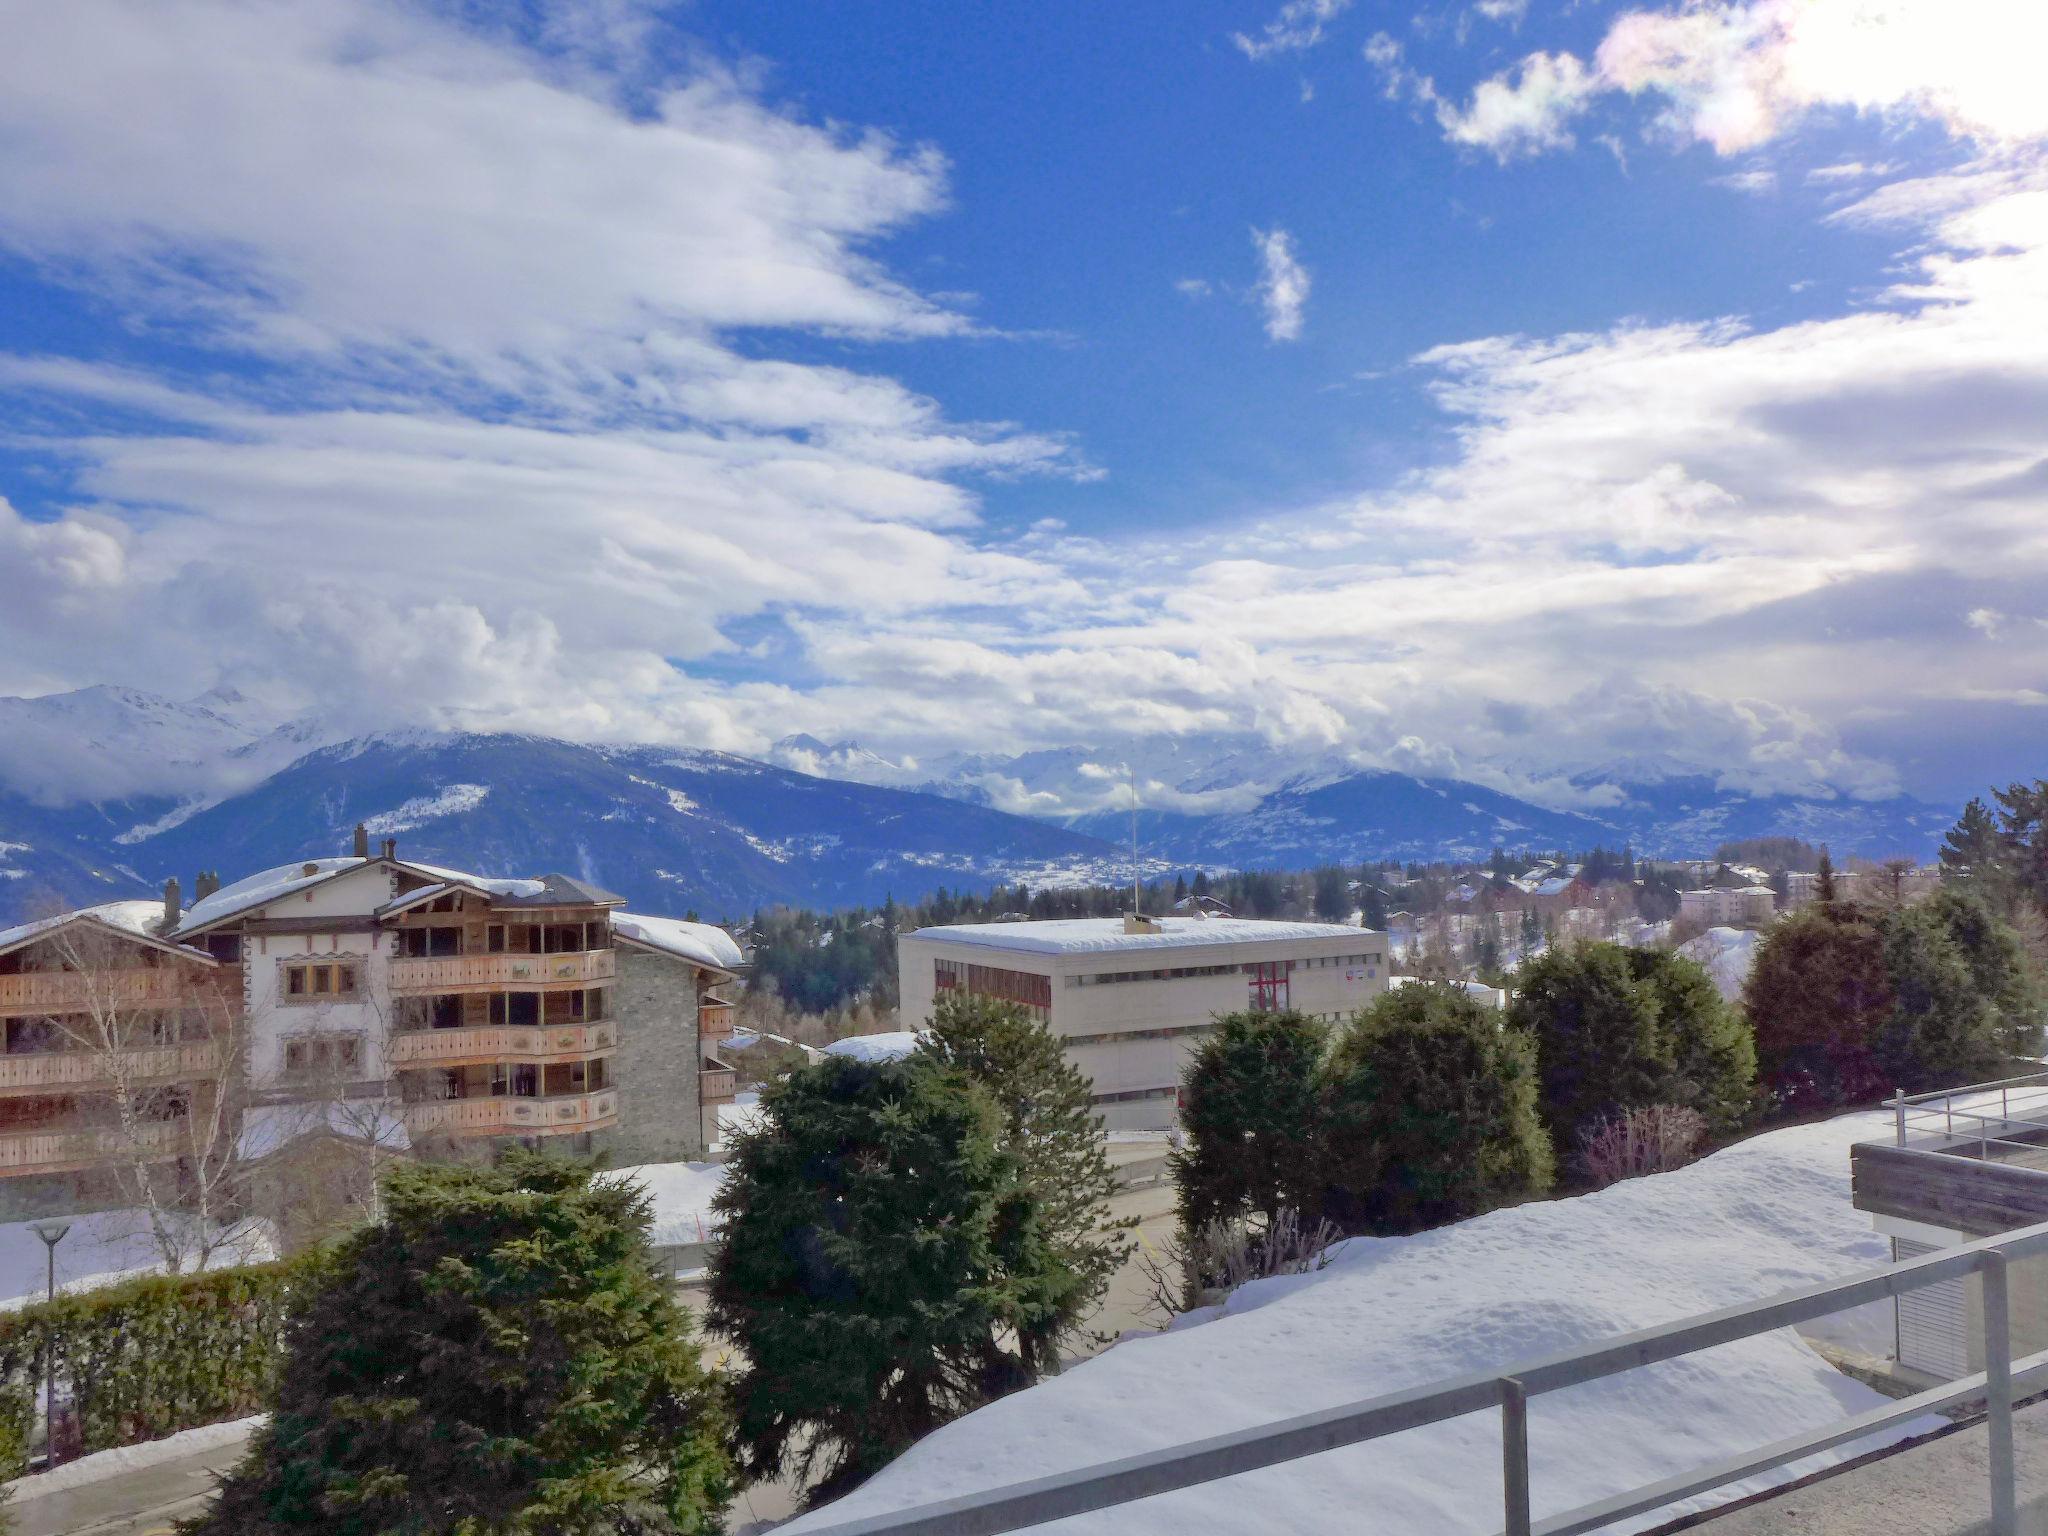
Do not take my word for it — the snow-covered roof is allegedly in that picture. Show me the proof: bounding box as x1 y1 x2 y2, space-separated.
236 1100 411 1162
822 1030 927 1064
612 912 743 973
907 916 1375 956
399 863 547 901
0 900 210 962
174 857 367 935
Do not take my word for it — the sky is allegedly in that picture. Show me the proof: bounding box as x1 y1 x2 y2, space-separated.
0 0 2044 815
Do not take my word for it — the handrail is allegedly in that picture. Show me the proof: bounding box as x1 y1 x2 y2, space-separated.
795 1214 2048 1536
1894 1071 2048 1107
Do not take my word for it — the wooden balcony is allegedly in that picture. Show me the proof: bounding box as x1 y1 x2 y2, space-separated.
698 999 735 1038
387 1022 618 1069
0 968 232 1019
0 1116 187 1176
401 1090 618 1140
700 1063 738 1102
0 1040 225 1097
387 950 617 994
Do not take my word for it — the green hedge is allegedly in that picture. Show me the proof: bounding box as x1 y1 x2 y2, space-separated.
0 1258 309 1478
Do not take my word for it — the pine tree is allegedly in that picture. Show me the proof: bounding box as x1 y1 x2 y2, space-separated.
919 992 1132 1370
1744 902 1892 1106
707 1056 1058 1503
190 1154 731 1535
1173 1011 1328 1232
1321 984 1554 1235
1874 901 2008 1091
1816 846 1838 904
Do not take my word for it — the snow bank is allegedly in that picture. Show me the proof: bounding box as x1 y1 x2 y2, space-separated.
1681 925 1763 1003
786 1109 1921 1536
3 1415 261 1500
822 1031 925 1064
0 1209 274 1308
604 1161 729 1247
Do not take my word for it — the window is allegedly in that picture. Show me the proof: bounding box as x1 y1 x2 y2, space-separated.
1090 1085 1178 1106
1064 1023 1213 1047
487 924 506 954
932 959 1051 1017
281 962 358 1002
282 1033 365 1077
489 992 540 1027
1248 961 1288 1011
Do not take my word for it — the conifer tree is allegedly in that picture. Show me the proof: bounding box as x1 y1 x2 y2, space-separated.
1815 845 1838 904
1321 984 1553 1235
1173 1010 1328 1232
919 992 1132 1369
190 1154 731 1536
707 1056 1059 1503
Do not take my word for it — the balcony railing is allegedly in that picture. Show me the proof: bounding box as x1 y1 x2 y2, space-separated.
698 999 736 1038
400 1090 618 1139
0 969 231 1019
700 1064 738 1102
0 1116 187 1176
387 950 617 993
387 1022 617 1068
0 1040 225 1096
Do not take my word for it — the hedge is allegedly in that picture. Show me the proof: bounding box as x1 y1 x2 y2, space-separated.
0 1257 310 1478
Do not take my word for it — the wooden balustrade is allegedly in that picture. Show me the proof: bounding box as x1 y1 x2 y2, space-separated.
699 1065 739 1101
0 1116 187 1176
698 1000 736 1037
386 1022 617 1068
0 1039 225 1095
387 950 618 993
400 1090 619 1139
0 968 232 1018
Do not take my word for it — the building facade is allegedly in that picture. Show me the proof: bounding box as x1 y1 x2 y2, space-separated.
0 834 741 1219
1677 886 1778 927
899 914 1389 1132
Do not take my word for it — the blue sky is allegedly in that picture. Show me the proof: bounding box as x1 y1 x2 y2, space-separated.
0 0 2043 814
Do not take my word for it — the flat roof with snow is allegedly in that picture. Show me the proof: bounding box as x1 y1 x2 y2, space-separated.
905 916 1376 957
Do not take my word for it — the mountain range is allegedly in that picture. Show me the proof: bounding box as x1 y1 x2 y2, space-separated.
0 688 1958 924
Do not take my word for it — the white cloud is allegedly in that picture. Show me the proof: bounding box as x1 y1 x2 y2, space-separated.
1232 0 1354 62
1711 167 1779 194
1433 0 2048 161
1250 228 1311 341
1435 51 1597 159
1475 0 1530 23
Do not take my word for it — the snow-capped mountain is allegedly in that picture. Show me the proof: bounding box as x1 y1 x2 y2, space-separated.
0 731 1133 924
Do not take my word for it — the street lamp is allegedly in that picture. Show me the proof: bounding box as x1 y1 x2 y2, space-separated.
26 1219 69 1470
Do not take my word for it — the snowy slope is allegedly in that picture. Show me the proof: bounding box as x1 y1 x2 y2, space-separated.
785 1110 1922 1536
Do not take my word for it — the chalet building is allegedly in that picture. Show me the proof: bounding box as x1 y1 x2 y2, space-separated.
0 900 237 1219
0 832 740 1220
899 913 1389 1132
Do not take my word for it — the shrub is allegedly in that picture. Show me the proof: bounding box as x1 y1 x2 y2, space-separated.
920 991 1132 1369
1577 1104 1709 1188
1508 943 1754 1146
1744 902 1894 1107
0 1259 302 1480
1142 1207 1339 1321
1172 1010 1329 1233
1874 901 2008 1091
1321 984 1554 1235
190 1153 731 1535
707 1055 1062 1504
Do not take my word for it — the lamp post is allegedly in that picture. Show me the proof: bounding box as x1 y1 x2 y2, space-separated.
27 1219 69 1470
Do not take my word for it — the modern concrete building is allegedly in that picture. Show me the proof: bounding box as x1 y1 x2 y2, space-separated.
899 914 1389 1131
1678 886 1778 927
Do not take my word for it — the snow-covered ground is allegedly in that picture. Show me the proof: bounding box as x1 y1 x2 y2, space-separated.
1681 924 1764 1003
786 1109 1922 1536
2 1415 262 1499
605 1161 729 1247
821 1031 925 1064
717 1089 764 1146
0 1209 273 1308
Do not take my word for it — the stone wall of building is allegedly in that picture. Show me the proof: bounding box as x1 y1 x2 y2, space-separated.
598 947 705 1167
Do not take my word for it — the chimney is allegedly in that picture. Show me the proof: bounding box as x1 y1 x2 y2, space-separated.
194 870 220 902
381 837 397 862
162 877 182 929
352 822 370 859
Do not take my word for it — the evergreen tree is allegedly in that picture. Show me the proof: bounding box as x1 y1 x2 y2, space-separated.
1744 902 1892 1106
191 1154 731 1536
1992 780 2048 914
1173 1011 1328 1232
1924 887 2045 1055
919 992 1132 1370
1873 901 2008 1091
1940 798 2012 908
1815 846 1838 904
1312 865 1351 923
707 1056 1058 1502
1321 985 1554 1234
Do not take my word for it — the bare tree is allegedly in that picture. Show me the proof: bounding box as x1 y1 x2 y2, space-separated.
32 915 258 1273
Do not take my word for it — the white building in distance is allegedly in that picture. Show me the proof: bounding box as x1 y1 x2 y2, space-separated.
898 914 1389 1132
1678 887 1778 927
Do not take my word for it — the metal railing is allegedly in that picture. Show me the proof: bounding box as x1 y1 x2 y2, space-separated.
799 1216 2048 1536
1891 1072 2048 1162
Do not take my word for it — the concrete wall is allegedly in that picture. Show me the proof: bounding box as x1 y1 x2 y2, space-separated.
598 946 706 1167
